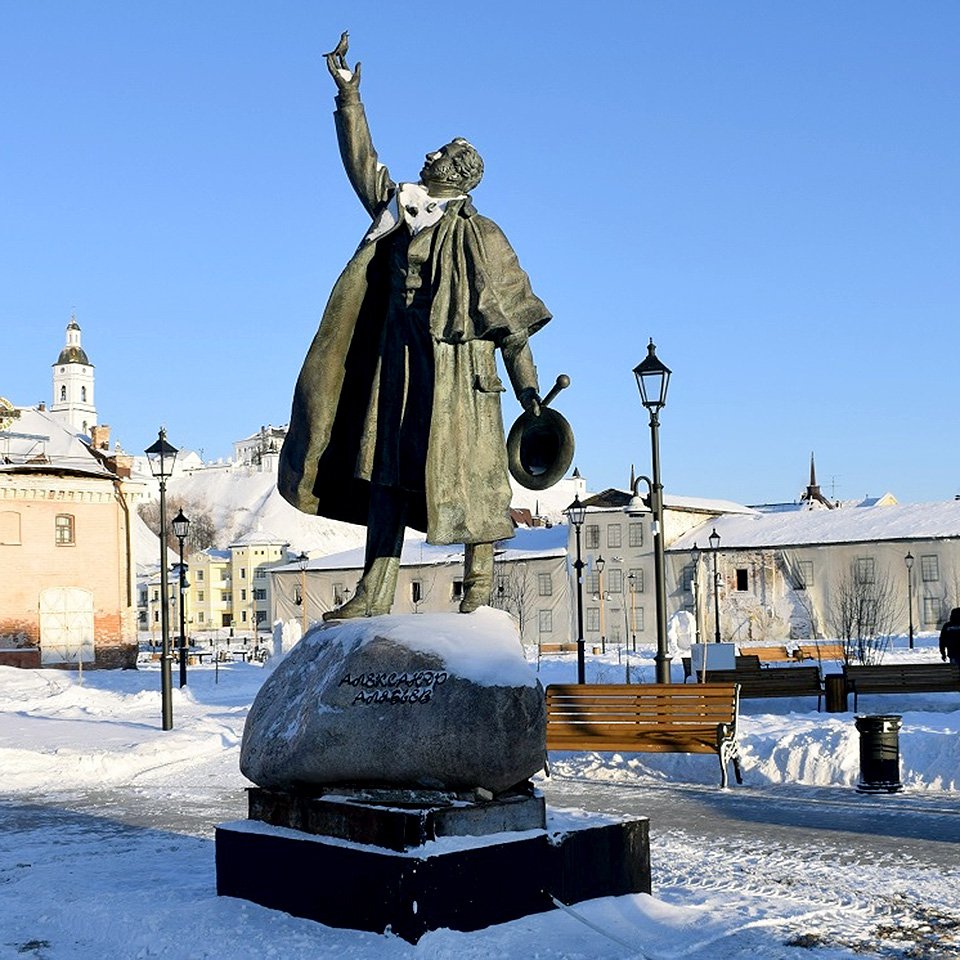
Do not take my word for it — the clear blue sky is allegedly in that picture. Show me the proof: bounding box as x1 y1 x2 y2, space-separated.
3 2 958 506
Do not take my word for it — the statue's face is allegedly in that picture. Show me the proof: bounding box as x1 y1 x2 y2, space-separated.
420 141 471 192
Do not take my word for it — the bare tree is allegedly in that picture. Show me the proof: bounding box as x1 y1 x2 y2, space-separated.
778 551 822 639
491 555 533 641
827 561 901 665
138 497 217 556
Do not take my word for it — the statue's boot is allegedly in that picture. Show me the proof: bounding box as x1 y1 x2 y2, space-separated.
322 557 399 620
459 542 494 613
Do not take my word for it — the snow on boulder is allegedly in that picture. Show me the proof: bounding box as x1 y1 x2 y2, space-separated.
240 608 546 794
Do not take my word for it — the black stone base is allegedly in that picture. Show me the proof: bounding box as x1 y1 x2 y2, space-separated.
246 784 546 852
216 809 650 943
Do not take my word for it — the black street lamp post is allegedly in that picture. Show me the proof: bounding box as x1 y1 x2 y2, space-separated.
632 339 672 684
171 508 190 688
145 428 179 730
565 495 587 684
595 553 606 654
297 552 309 637
709 527 721 643
690 542 702 646
905 552 915 650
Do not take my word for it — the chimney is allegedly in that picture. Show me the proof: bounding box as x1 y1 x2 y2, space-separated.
90 424 111 450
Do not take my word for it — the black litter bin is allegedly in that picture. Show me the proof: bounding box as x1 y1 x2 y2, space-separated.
855 714 903 793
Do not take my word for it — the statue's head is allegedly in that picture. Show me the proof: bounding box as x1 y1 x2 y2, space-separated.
420 138 484 195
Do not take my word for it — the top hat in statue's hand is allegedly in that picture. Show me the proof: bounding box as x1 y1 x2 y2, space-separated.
506 374 575 491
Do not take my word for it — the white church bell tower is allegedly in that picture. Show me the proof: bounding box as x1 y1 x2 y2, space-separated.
50 314 97 436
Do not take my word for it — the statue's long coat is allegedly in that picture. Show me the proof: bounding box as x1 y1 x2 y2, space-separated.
278 98 550 544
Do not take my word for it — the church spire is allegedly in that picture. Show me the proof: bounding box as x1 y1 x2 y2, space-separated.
801 452 834 509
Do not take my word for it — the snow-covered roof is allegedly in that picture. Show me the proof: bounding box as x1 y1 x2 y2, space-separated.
229 525 290 548
272 524 569 573
669 499 960 551
580 488 754 516
0 407 114 478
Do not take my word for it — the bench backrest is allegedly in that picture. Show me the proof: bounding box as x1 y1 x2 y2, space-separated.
844 663 960 684
703 666 822 695
546 683 739 729
798 643 845 662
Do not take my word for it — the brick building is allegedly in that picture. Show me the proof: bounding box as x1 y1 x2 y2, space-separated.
0 405 144 668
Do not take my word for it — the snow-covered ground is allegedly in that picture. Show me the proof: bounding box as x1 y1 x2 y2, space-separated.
2 634 959 959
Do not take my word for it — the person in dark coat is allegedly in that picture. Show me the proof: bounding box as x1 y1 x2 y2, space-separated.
278 36 550 618
939 607 960 664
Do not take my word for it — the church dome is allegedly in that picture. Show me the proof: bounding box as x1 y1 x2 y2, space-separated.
57 344 91 365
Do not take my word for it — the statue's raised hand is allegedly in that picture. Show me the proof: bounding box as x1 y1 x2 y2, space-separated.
325 32 361 95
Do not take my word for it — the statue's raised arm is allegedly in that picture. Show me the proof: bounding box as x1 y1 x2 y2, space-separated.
325 33 392 217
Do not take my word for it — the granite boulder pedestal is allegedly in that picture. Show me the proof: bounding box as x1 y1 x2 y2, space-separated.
216 609 650 942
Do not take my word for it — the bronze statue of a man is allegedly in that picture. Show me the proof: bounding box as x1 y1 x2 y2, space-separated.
279 35 550 617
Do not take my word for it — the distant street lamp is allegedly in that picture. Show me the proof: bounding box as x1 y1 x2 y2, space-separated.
297 552 309 637
627 571 637 652
631 339 672 683
171 507 191 688
905 552 915 650
709 527 721 643
690 542 702 646
565 495 587 684
145 428 179 730
595 554 606 654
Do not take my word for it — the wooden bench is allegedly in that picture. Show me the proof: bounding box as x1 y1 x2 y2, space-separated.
844 663 960 710
797 643 845 664
545 683 743 788
681 655 761 682
701 666 823 711
539 642 579 655
738 645 797 663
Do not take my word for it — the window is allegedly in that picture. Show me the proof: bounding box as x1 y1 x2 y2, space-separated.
628 569 644 593
585 572 599 595
55 513 75 545
681 564 696 592
241 611 248 623
538 609 553 634
197 612 205 623
855 557 876 585
537 573 552 596
60 386 66 401
607 524 622 549
256 610 267 625
240 567 246 579
196 569 204 581
796 560 814 590
606 568 623 593
220 570 230 581
81 386 87 402
585 525 600 550
862 599 878 634
452 579 464 600
586 608 600 632
0 510 21 545
240 588 247 601
254 568 266 580
921 555 940 582
634 607 645 632
735 568 748 592
197 590 205 602
152 590 159 602
629 523 643 548
923 597 943 626
254 589 266 601
411 580 423 604
222 592 232 603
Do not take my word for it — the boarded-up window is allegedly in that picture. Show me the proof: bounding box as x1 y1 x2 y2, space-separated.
0 511 21 545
